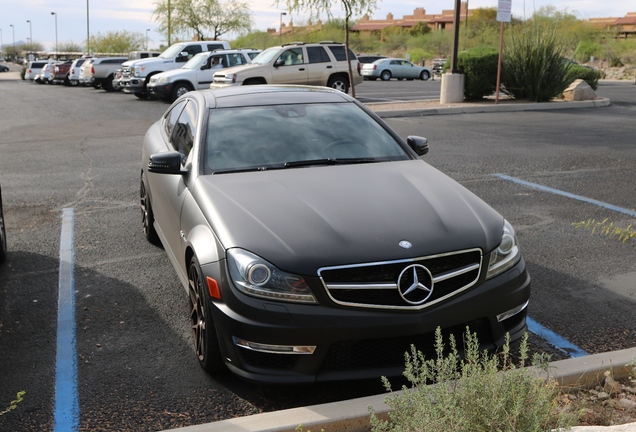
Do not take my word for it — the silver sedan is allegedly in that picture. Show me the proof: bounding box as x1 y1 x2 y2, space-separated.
361 58 432 81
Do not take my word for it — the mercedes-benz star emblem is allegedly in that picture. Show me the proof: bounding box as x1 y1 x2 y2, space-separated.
398 240 412 249
397 264 434 305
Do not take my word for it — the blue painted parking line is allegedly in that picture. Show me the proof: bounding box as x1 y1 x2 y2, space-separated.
527 317 588 358
493 174 624 358
54 208 79 432
493 174 636 217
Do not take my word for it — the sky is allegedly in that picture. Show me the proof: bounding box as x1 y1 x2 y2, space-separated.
0 0 633 52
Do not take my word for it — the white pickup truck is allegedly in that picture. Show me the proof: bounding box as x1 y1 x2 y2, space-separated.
119 41 230 98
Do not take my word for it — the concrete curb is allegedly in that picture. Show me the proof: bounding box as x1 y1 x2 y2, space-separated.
160 347 636 432
372 98 611 118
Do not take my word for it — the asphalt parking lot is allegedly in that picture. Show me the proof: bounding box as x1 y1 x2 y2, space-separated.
0 75 635 431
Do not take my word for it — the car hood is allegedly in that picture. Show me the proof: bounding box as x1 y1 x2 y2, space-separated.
213 63 262 76
152 68 192 80
193 160 503 274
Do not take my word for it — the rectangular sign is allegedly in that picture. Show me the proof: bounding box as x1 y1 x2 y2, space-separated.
497 0 512 22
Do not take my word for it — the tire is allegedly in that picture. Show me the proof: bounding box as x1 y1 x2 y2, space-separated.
188 255 224 373
140 175 159 245
64 75 70 86
69 79 79 87
367 77 378 81
380 70 391 81
327 75 349 94
171 82 192 102
0 190 6 264
420 70 431 81
103 75 114 92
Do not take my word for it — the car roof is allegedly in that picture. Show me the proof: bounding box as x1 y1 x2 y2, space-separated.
198 85 355 109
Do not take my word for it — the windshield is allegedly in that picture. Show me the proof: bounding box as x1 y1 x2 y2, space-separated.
204 103 409 174
249 47 282 65
159 43 185 59
183 53 208 70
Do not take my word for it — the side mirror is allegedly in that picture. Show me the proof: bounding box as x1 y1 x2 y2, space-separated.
407 136 429 156
148 151 186 174
274 59 285 68
201 64 209 70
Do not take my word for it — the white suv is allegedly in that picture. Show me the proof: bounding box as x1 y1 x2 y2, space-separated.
211 41 362 94
147 49 261 102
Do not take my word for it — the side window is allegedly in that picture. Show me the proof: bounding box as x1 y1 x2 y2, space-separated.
207 43 226 51
277 48 303 66
327 45 347 61
307 46 330 64
228 54 246 67
163 100 187 138
170 100 199 161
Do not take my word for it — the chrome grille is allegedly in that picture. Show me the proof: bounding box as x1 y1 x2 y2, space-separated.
122 66 132 78
319 248 482 310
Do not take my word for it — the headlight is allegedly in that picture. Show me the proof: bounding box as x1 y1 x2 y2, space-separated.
215 73 237 84
133 66 145 77
486 219 521 279
155 76 170 85
227 248 317 304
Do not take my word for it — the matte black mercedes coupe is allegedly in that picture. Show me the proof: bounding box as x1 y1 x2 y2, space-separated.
140 85 530 383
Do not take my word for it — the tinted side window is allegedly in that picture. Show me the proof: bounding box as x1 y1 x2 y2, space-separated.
163 100 187 138
326 45 356 61
207 43 226 51
171 101 198 160
184 45 203 56
307 46 330 64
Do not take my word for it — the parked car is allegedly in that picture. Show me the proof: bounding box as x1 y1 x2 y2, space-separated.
49 59 74 85
356 54 387 77
67 57 90 86
120 40 231 98
361 58 432 81
432 58 448 76
140 85 530 383
82 56 128 90
0 184 6 263
0 64 9 72
25 59 57 81
211 41 362 94
147 48 261 102
34 62 58 84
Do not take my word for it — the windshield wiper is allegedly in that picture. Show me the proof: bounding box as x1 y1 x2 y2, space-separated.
284 158 376 168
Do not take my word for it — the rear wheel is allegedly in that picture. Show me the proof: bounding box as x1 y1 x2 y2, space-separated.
103 75 115 91
188 255 224 373
420 70 431 81
140 175 159 244
380 70 391 81
327 75 349 94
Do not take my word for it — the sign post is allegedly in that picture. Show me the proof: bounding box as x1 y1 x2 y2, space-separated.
495 0 511 104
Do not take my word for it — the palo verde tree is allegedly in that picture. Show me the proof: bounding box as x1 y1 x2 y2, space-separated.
153 0 252 42
89 31 145 54
278 0 378 98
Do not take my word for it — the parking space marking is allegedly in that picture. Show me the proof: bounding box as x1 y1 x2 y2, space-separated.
493 174 636 217
54 208 79 431
527 318 588 358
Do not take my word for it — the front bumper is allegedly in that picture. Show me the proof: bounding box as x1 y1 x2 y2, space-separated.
121 78 146 93
146 82 172 99
202 256 531 383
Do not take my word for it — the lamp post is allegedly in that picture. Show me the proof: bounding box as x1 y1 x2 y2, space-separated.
87 0 90 54
10 24 15 51
51 12 58 59
0 29 3 55
280 12 287 43
26 20 32 52
146 29 150 50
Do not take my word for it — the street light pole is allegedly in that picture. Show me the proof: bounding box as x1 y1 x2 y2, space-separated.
87 0 90 55
51 12 57 59
280 12 287 43
146 29 150 50
26 20 32 52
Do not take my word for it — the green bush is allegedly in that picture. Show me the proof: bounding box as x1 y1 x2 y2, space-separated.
20 65 27 80
442 48 499 100
568 64 601 90
502 22 573 102
369 328 578 432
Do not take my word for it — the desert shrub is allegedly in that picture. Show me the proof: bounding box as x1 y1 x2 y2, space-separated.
441 48 499 100
369 328 578 432
567 65 601 90
502 21 573 101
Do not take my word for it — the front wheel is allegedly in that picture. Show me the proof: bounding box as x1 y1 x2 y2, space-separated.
140 175 159 244
380 70 391 81
171 83 192 102
188 255 224 373
327 76 349 94
420 70 431 81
